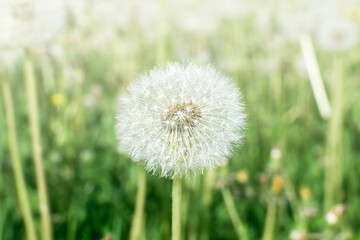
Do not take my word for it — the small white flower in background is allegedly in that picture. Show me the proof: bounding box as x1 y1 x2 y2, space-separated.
317 17 359 52
270 146 282 160
0 0 65 48
325 204 346 225
116 63 246 178
290 230 307 240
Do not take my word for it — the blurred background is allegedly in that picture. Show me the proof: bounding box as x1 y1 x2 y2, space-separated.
1 0 360 239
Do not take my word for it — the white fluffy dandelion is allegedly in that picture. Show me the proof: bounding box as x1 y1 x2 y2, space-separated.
0 0 65 48
317 17 359 52
116 63 246 178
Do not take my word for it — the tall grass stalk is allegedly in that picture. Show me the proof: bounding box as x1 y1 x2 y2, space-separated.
300 34 331 119
156 0 166 66
324 55 344 211
172 178 182 240
200 170 216 240
261 201 276 240
2 77 37 240
24 51 53 240
129 167 146 240
183 176 200 240
221 188 248 240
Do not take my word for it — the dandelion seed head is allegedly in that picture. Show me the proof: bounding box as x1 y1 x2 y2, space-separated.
317 17 359 52
116 62 246 178
279 12 314 41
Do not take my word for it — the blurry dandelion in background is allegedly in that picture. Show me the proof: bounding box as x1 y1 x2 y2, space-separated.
316 17 359 52
0 0 65 48
116 62 246 178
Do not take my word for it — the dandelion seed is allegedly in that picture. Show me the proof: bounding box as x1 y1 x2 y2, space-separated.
116 62 246 178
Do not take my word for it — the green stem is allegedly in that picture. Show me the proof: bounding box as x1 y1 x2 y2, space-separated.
221 188 248 240
2 77 37 240
172 178 182 240
261 201 276 240
130 167 146 240
324 55 344 211
156 0 166 66
300 34 331 119
200 170 216 240
24 52 53 240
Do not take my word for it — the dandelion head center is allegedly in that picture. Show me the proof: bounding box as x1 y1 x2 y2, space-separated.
332 30 346 42
12 2 35 21
161 101 202 133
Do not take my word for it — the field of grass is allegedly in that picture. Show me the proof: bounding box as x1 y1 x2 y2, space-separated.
1 0 360 239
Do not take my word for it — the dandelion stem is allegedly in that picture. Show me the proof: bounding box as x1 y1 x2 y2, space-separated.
24 51 53 240
324 55 344 210
130 166 146 240
156 0 166 66
261 201 276 240
221 188 248 240
2 76 37 240
172 178 182 240
300 34 331 119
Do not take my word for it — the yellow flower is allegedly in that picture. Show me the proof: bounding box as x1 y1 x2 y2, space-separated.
51 93 65 106
272 175 283 195
236 170 248 184
300 186 311 201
